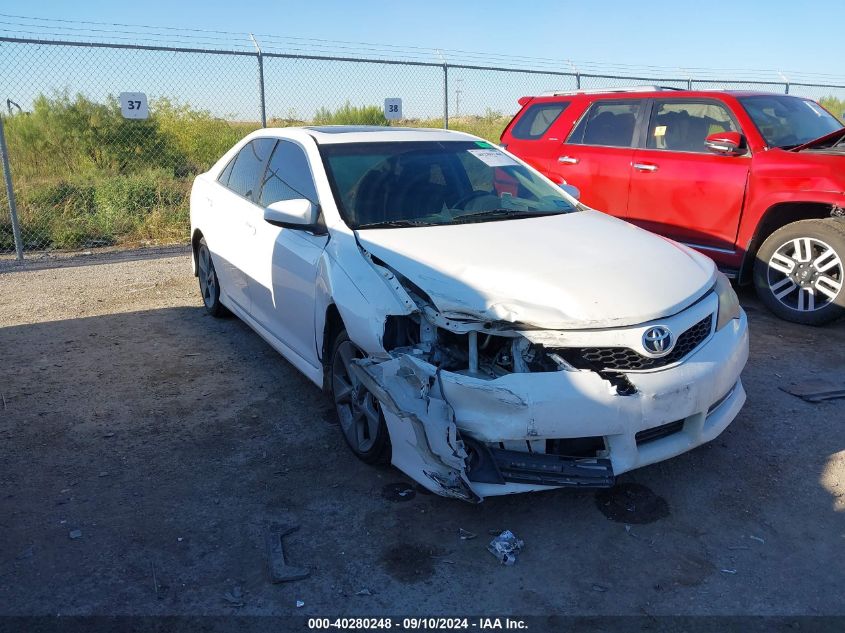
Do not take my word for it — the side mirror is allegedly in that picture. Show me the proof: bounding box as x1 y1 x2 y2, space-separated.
558 183 581 200
264 198 319 229
705 131 745 156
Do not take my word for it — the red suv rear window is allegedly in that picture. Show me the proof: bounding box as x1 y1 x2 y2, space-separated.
510 102 569 140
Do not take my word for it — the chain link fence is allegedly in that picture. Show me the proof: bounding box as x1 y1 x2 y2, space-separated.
2 35 845 266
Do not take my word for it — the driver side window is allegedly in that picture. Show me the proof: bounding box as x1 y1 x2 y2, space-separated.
647 101 738 153
259 140 319 206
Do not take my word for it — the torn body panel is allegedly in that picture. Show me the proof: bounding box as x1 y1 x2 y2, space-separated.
350 355 481 503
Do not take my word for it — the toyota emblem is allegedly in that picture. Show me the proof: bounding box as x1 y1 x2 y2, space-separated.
642 326 674 356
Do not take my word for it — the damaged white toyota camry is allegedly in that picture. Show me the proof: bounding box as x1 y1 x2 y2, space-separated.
190 126 749 502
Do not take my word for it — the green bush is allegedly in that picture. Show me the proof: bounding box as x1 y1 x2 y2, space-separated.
13 170 189 249
314 101 389 126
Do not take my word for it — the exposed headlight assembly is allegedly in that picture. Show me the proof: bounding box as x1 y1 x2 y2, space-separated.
715 272 741 331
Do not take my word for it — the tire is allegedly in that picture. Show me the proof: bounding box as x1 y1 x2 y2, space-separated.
753 218 845 325
329 330 391 464
196 237 227 318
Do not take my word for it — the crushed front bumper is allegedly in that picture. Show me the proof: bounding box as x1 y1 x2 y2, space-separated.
352 310 749 502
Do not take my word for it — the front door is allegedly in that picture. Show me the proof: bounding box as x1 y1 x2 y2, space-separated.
247 139 327 368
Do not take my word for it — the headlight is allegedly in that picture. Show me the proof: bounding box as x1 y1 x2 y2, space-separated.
715 272 741 331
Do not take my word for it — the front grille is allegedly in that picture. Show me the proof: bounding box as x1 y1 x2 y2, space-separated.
558 314 713 372
635 419 684 445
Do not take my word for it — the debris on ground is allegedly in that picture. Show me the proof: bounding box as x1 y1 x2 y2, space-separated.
381 482 416 502
458 528 476 540
781 379 845 403
223 586 244 607
356 588 373 596
16 546 34 560
265 524 309 583
487 530 524 565
296 600 305 608
592 584 609 592
69 529 82 539
720 568 738 574
750 535 765 544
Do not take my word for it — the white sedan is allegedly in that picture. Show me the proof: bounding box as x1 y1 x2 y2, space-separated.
190 126 749 502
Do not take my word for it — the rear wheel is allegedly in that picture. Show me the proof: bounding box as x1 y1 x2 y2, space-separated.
330 331 391 464
197 238 227 317
753 218 845 325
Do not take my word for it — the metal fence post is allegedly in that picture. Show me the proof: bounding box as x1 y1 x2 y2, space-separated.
250 34 267 127
443 63 449 129
575 72 581 89
0 115 23 261
784 82 790 94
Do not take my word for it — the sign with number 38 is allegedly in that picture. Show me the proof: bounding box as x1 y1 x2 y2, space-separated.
384 98 402 120
119 92 149 120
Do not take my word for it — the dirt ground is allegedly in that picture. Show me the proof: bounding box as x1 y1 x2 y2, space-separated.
1 249 843 618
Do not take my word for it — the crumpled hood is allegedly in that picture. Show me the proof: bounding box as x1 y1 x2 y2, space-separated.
356 210 716 329
790 127 845 152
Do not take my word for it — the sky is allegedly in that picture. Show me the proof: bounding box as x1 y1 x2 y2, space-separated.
2 0 842 80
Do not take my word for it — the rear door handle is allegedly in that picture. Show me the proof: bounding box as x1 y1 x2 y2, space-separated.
633 162 658 172
558 156 579 165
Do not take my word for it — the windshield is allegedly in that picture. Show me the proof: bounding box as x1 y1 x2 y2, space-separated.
738 95 843 148
318 140 577 228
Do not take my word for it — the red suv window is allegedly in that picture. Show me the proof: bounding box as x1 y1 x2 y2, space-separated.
567 100 643 148
510 102 569 140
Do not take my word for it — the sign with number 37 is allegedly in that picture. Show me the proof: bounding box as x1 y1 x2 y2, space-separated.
119 92 149 120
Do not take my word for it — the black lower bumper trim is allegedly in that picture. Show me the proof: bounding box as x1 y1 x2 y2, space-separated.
465 439 615 488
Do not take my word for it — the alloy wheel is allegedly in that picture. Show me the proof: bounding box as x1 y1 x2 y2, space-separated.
332 340 382 453
767 237 843 312
197 243 217 308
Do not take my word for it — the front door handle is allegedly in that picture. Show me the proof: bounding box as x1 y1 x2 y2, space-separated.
633 162 658 172
558 156 579 165
245 221 256 235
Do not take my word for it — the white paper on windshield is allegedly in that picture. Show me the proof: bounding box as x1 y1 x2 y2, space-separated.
467 148 519 167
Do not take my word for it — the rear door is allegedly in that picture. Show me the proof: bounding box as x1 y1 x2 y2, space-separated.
549 99 645 217
626 98 750 250
501 98 571 172
208 138 275 313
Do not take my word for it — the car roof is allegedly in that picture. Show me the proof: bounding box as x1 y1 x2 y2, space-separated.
532 88 802 100
256 125 481 145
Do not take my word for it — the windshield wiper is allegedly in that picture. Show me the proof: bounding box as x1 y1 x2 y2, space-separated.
450 208 564 223
355 219 431 229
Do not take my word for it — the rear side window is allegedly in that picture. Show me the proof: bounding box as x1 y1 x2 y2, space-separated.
511 102 569 139
259 140 319 206
647 100 738 153
225 138 276 200
567 100 642 148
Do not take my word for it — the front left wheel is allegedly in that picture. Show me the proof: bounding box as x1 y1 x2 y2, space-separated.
330 330 391 464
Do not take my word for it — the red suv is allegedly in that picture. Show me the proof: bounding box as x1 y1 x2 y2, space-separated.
501 87 845 325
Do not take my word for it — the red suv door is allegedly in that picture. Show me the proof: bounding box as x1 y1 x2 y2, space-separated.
547 98 645 218
626 98 750 251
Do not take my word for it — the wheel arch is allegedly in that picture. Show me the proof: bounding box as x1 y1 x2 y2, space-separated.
320 303 345 393
190 228 204 277
739 201 838 285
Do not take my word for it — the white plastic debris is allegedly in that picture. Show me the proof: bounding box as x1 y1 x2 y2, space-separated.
296 600 305 608
487 530 524 565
